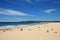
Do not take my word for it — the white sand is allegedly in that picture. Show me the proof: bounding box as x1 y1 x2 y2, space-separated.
0 22 60 40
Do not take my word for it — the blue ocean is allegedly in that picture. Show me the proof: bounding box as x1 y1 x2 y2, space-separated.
0 21 44 29
0 21 58 29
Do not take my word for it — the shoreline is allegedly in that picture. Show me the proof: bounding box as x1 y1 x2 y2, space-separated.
0 22 60 30
0 22 54 29
0 22 60 31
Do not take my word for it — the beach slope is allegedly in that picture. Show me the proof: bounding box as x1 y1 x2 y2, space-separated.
0 22 60 40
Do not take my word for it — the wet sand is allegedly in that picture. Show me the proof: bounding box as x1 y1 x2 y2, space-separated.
0 22 60 40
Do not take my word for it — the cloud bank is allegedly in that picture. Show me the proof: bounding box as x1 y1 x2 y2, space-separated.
44 9 56 14
0 8 32 16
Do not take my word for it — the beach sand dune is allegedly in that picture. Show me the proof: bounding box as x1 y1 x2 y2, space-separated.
0 22 60 40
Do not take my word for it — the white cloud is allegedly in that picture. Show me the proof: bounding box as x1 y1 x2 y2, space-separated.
44 9 56 14
0 8 33 16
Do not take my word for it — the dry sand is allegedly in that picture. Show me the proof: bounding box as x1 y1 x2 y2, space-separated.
0 22 60 40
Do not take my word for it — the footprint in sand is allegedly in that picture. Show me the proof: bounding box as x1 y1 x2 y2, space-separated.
37 27 40 28
21 28 23 31
28 28 32 31
51 29 54 30
47 30 49 33
3 30 5 32
18 28 24 31
54 32 58 34
39 29 41 30
37 27 41 30
18 29 20 31
50 28 58 34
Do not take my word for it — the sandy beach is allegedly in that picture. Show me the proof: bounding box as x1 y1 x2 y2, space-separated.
0 22 60 40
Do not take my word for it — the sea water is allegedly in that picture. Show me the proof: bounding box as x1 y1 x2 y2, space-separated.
0 22 48 29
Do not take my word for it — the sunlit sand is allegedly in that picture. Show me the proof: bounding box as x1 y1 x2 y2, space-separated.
0 22 60 40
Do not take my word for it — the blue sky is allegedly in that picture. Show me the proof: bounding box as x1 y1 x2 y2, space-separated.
0 0 60 22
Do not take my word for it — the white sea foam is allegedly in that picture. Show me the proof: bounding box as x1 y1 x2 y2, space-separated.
0 25 30 29
0 23 42 29
0 25 16 29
